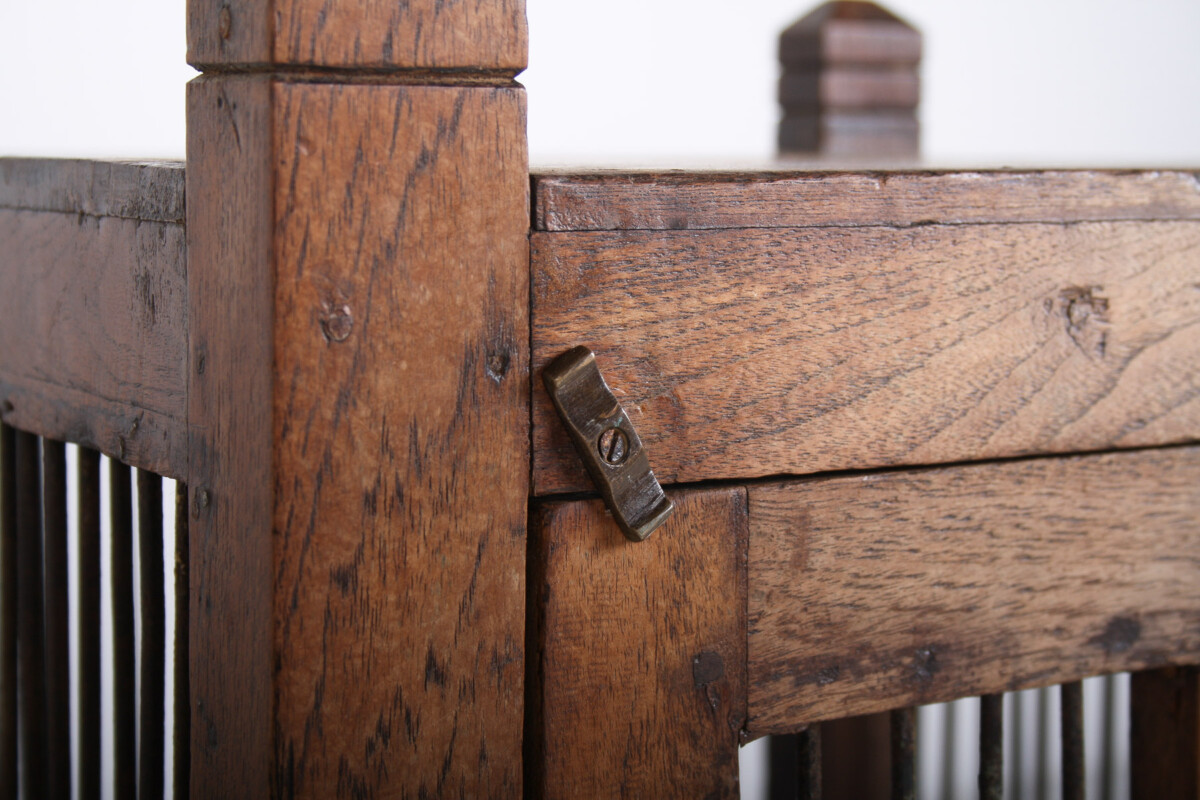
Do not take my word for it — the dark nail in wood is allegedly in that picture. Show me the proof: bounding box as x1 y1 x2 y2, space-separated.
0 424 17 798
979 694 1003 800
110 460 135 800
78 448 102 800
1061 681 1085 800
890 707 915 800
173 480 190 800
16 431 46 797
42 439 70 800
138 470 166 799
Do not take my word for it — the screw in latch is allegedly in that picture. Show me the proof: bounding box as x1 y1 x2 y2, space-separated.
597 426 629 465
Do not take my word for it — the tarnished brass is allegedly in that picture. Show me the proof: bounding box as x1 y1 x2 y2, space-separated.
542 346 674 541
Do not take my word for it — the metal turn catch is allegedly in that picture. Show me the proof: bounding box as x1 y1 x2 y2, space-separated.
543 346 674 542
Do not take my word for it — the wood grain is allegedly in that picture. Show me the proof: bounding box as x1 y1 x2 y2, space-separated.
1131 666 1200 800
186 74 274 799
528 488 748 799
269 81 529 798
746 446 1200 735
533 170 1200 232
187 0 527 71
0 209 188 478
0 158 184 222
532 221 1200 494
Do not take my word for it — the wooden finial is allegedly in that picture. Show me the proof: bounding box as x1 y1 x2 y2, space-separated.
779 1 922 158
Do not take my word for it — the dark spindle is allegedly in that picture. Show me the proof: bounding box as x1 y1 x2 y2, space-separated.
78 449 102 799
978 693 1003 800
1010 691 1025 800
1037 686 1050 800
138 470 166 799
768 727 822 800
15 431 46 797
42 440 70 800
890 708 915 800
1061 681 1085 800
797 726 822 800
173 481 190 800
111 460 136 800
0 424 17 798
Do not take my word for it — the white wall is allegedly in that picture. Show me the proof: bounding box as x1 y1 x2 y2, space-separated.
3 0 1200 165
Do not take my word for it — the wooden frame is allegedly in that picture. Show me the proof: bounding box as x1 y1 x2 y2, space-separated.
1 1 1199 797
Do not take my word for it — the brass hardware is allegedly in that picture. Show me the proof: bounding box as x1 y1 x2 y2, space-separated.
542 346 674 542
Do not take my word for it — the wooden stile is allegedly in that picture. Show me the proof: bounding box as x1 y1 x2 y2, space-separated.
185 0 530 793
747 446 1200 734
528 488 748 799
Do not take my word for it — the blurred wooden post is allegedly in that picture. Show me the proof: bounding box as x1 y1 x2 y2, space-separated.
1131 666 1200 800
778 1 921 158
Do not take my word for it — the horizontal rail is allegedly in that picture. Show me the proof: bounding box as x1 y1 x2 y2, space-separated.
746 444 1200 735
0 158 184 223
532 220 1200 494
0 204 188 478
533 168 1200 232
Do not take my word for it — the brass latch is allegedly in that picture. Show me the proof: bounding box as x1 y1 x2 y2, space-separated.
543 346 674 541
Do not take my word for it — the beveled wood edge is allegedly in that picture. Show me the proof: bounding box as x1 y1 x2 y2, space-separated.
0 158 185 222
0 374 186 479
532 168 1200 231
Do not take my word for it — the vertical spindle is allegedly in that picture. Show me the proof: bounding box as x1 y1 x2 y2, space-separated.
138 470 166 798
979 693 1003 800
16 431 46 797
42 439 70 800
1061 681 1085 800
890 707 915 800
768 726 823 800
110 460 135 800
78 448 101 799
0 424 17 797
173 481 190 800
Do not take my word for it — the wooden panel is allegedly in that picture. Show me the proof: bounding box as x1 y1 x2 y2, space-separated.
269 82 529 797
528 488 747 798
187 0 527 71
186 74 274 798
1131 666 1200 800
533 170 1200 232
746 446 1200 735
0 209 188 478
532 221 1200 494
0 158 185 222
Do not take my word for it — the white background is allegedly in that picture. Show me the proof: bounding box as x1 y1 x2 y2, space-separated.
2 0 1200 165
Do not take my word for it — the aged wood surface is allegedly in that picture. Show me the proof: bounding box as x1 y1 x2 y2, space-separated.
532 221 1200 494
528 488 747 799
0 209 188 478
533 170 1200 232
269 80 529 798
187 0 527 71
0 158 184 222
1131 666 1200 800
746 446 1200 735
186 74 274 799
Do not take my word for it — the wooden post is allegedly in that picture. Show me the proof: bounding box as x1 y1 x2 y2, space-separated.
185 1 529 796
1131 666 1200 800
778 1 921 158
